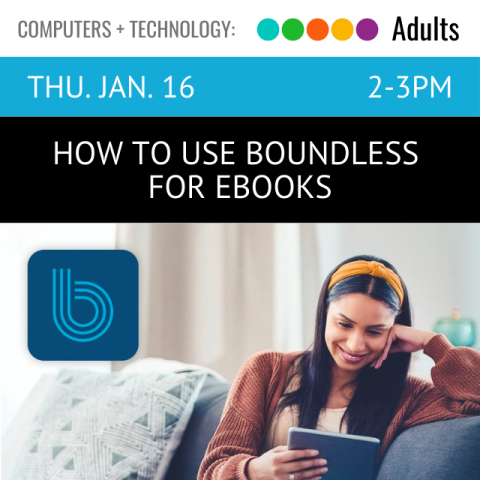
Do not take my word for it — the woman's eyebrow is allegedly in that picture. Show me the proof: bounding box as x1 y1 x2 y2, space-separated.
338 313 387 328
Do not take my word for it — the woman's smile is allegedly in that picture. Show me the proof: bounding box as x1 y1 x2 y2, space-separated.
337 344 369 363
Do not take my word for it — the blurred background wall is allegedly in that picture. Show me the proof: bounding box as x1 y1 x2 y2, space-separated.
3 223 480 436
112 224 322 380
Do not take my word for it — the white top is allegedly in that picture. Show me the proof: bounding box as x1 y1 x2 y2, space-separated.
262 358 348 453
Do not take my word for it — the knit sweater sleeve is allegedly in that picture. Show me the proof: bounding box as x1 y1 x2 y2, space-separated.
197 351 279 480
402 333 480 428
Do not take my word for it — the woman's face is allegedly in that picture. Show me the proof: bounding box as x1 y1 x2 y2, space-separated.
325 293 396 372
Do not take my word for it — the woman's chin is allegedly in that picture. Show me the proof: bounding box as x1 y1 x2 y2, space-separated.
336 358 365 370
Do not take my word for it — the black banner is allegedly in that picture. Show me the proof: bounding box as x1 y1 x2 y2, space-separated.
2 117 477 222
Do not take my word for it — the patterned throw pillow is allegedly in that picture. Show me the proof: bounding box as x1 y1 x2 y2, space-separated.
11 368 207 480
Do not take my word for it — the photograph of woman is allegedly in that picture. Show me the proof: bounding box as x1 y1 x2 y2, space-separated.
198 254 480 480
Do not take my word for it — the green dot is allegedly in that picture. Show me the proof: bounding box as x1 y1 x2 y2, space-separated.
257 19 279 41
282 18 304 41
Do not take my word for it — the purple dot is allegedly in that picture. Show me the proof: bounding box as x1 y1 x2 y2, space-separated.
356 18 378 41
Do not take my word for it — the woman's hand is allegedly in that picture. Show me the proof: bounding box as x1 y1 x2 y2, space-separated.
371 325 437 369
246 445 328 480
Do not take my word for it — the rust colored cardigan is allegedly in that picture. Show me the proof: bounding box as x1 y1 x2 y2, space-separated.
198 334 480 480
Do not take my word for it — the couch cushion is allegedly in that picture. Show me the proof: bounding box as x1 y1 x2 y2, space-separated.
9 368 207 480
164 374 230 480
2 374 56 480
376 416 480 480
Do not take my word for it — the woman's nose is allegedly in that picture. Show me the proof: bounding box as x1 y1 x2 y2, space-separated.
346 333 366 353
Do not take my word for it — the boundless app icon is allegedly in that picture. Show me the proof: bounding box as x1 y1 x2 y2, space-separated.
28 250 138 360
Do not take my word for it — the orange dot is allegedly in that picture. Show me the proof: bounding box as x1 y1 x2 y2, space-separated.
307 18 329 41
331 18 354 41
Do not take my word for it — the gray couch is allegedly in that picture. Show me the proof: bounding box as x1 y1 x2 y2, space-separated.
165 374 480 480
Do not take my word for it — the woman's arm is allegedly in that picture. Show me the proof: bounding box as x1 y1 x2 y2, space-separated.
402 334 480 427
198 351 327 480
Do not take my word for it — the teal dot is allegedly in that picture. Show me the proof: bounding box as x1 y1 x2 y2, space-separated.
258 18 279 41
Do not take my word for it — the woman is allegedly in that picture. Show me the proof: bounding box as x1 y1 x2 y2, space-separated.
198 255 480 480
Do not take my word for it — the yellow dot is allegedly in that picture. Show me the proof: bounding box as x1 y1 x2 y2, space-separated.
331 18 354 41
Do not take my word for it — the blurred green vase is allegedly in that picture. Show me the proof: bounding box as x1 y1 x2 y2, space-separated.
433 309 476 347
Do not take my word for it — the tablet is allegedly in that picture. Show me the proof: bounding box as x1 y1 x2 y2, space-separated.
287 427 380 480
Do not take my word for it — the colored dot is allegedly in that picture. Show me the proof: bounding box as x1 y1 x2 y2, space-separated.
331 18 354 41
282 18 304 41
257 19 279 41
307 18 329 41
356 18 378 41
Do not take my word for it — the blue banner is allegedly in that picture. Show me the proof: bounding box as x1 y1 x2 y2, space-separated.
0 57 478 116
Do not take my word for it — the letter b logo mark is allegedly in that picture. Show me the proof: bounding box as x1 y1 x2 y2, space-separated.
29 250 138 360
52 268 114 342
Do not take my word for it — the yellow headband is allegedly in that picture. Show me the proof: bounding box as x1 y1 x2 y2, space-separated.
328 260 404 307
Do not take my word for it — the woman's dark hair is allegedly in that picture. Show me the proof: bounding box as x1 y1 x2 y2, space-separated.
275 254 412 442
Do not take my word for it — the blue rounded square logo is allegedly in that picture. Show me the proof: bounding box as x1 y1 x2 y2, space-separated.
28 250 138 361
